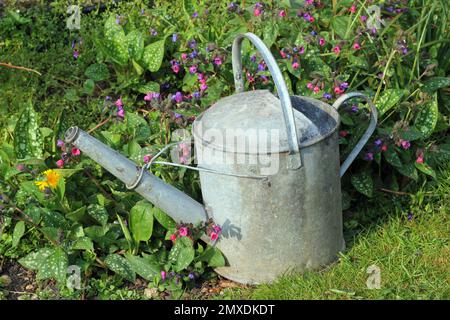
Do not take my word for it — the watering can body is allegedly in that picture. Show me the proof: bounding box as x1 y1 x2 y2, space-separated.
65 33 377 285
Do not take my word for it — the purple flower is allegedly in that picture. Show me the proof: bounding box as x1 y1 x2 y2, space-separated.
189 65 198 74
57 139 65 148
71 40 75 49
140 9 145 15
189 50 198 59
351 104 359 113
73 50 79 59
150 28 158 36
401 140 411 150
172 92 183 103
407 213 413 221
105 96 111 101
310 30 317 36
188 40 197 49
339 82 349 90
193 91 201 99
323 93 332 100
257 63 265 71
213 57 222 66
172 33 178 42
374 139 383 147
228 2 237 10
115 15 121 24
188 273 195 280
299 46 305 54
174 113 182 119
192 12 198 18
303 13 311 21
250 55 257 62
364 152 374 161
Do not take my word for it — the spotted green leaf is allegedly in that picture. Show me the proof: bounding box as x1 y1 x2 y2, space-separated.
126 30 144 61
415 162 436 179
87 204 109 226
351 171 373 197
414 93 438 138
169 237 195 272
199 246 225 268
84 63 110 82
103 15 129 66
421 77 450 94
105 254 136 282
142 40 165 72
153 207 176 230
135 82 160 94
14 101 43 160
124 253 160 281
383 145 402 168
397 163 418 181
72 237 94 251
375 89 406 116
19 247 54 270
130 201 153 243
263 22 279 48
12 221 25 248
36 248 68 283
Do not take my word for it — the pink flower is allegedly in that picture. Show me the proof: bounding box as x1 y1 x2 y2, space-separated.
143 154 152 163
71 148 81 156
280 50 287 58
210 232 219 241
319 38 326 46
144 93 152 101
170 234 177 242
353 43 361 50
307 82 314 90
117 108 125 118
189 65 197 74
181 53 188 60
213 57 222 66
213 225 222 233
179 156 188 164
333 46 341 55
361 15 367 22
350 5 356 13
114 98 123 107
381 145 388 152
254 8 262 17
416 153 424 164
401 140 411 150
161 271 166 280
309 16 315 23
200 83 208 91
172 64 180 73
278 10 286 17
313 86 320 94
179 227 188 237
339 130 348 137
334 87 344 95
56 159 64 168
306 0 314 4
292 62 299 69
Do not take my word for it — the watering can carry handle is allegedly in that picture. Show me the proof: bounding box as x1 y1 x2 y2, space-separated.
232 33 302 169
332 92 378 177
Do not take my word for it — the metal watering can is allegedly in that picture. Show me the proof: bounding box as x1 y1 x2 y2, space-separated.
64 33 377 284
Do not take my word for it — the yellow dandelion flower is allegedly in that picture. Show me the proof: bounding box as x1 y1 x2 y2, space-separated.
43 169 61 189
35 180 49 191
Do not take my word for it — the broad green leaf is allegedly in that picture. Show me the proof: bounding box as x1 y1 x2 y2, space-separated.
14 100 43 160
105 254 136 282
421 77 450 94
84 63 110 82
87 204 109 226
331 16 350 39
351 171 373 197
12 221 25 248
25 206 42 224
415 162 436 179
135 82 160 94
36 247 68 283
142 40 165 72
414 94 438 138
126 30 144 60
103 15 129 66
384 145 402 168
263 22 278 48
153 207 176 230
375 89 406 116
199 246 225 268
132 59 144 75
72 237 94 251
66 206 87 223
399 127 424 141
19 247 54 270
169 238 195 272
124 253 160 280
42 210 68 229
397 163 418 181
83 79 95 95
130 201 153 243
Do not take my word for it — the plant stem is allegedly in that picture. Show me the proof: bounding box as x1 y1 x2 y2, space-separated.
0 62 42 76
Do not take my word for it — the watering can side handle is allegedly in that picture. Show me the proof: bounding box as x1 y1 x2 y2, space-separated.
332 92 378 177
232 33 302 170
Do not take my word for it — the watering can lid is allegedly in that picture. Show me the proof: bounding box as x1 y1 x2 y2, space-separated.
192 90 326 154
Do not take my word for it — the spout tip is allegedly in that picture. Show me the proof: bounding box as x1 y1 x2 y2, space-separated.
64 126 80 143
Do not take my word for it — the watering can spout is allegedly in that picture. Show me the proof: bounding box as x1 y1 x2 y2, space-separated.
64 126 208 225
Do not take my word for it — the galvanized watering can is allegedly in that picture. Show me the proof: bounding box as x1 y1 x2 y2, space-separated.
64 33 377 284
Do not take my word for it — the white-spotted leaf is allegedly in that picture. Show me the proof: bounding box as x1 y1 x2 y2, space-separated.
142 40 165 72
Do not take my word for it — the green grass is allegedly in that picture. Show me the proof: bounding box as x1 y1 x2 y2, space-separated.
222 171 449 300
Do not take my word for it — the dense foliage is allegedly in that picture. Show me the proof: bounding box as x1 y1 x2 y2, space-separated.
0 0 449 299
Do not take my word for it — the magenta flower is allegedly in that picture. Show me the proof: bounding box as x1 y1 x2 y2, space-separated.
213 57 222 66
353 43 361 50
333 46 341 55
200 83 208 92
350 5 356 13
401 140 411 150
181 53 188 61
143 154 152 163
172 64 180 73
309 16 315 23
210 232 219 241
189 65 197 74
364 152 374 161
56 159 64 168
16 164 26 172
213 225 222 233
416 153 424 164
254 7 262 16
161 271 166 280
361 15 367 22
313 86 320 94
179 227 188 237
280 50 287 59
117 108 125 118
115 98 123 108
71 148 81 156
292 61 299 69
334 87 344 95
278 10 286 17
319 38 326 46
307 82 314 90
173 92 183 103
